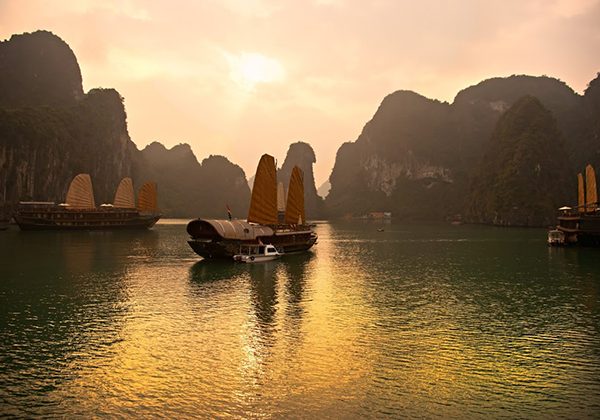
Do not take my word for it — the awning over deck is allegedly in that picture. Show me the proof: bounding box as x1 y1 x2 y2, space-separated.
187 219 273 240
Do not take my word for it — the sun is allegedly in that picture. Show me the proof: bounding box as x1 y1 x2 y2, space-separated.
228 52 285 89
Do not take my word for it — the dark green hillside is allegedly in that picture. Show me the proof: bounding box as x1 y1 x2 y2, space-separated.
0 30 83 107
327 90 458 219
198 155 250 218
0 88 134 205
326 75 588 224
466 96 571 226
452 75 580 165
135 143 250 218
577 73 600 171
0 29 252 219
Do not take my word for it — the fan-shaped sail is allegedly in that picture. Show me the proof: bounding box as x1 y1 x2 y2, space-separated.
65 174 95 209
578 172 585 213
113 177 135 208
247 154 278 225
284 166 305 225
586 164 597 212
277 182 286 212
137 182 158 213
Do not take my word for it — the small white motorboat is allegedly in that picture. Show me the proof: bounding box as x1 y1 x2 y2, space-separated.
233 244 283 263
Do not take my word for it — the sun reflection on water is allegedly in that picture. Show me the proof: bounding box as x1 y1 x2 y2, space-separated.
0 223 599 417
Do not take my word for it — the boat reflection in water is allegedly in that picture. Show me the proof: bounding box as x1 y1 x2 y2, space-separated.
2 221 600 417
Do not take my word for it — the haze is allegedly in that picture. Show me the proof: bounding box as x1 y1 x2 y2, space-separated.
1 0 599 186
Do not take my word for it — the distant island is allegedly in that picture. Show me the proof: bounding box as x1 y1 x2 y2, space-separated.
327 73 600 226
1 30 599 226
0 30 323 219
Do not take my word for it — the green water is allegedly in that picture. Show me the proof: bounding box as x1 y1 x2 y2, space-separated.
0 220 599 417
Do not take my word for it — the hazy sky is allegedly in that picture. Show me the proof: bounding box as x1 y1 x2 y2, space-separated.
1 0 599 186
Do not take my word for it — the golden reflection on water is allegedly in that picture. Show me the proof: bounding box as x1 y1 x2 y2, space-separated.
1 223 599 417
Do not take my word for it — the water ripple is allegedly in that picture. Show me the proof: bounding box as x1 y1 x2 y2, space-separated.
0 223 599 417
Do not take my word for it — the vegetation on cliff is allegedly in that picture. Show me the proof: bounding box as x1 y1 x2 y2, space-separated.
0 30 83 107
2 30 598 226
136 143 250 218
327 90 461 220
326 75 595 225
0 30 251 218
465 96 571 226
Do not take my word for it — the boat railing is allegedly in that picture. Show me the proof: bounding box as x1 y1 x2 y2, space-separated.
269 223 313 232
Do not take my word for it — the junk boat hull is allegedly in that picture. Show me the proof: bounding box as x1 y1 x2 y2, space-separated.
15 205 160 230
187 219 317 259
14 175 161 231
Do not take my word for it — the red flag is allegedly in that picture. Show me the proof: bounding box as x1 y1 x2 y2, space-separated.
226 204 232 220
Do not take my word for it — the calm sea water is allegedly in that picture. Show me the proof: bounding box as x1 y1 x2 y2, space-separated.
0 220 599 417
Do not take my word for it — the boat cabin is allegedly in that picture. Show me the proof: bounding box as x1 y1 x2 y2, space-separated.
233 243 282 263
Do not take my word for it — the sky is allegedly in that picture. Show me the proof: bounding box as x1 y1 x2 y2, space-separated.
1 0 599 187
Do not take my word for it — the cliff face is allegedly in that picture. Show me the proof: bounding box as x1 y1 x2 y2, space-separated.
327 90 461 219
277 142 324 219
0 89 134 206
452 75 581 168
0 30 134 206
579 73 600 171
465 96 571 226
326 75 587 223
198 155 250 218
0 30 83 107
0 29 255 219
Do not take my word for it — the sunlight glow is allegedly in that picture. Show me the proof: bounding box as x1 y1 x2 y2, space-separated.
227 52 285 90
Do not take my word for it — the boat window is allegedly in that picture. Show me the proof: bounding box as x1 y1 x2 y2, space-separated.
267 247 275 252
259 246 265 254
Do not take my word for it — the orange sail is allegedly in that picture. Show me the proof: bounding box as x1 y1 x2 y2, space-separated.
578 172 585 213
247 154 278 225
284 166 305 225
65 174 95 209
586 164 597 212
113 177 135 208
137 182 158 213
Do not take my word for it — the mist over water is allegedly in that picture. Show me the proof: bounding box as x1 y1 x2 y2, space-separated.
1 221 599 417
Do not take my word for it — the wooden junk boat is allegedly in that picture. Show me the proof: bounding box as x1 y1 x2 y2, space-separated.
187 154 318 259
15 174 161 230
551 164 600 246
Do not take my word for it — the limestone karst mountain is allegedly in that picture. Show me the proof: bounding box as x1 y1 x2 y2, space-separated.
465 96 571 226
135 142 250 218
326 74 597 224
2 30 598 225
0 30 249 218
277 142 325 219
0 31 135 207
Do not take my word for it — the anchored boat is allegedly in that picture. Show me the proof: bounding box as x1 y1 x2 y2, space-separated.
553 164 600 246
15 174 161 230
233 243 283 263
187 154 317 259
